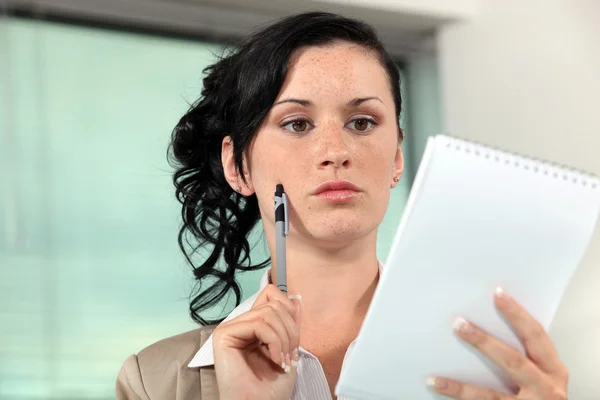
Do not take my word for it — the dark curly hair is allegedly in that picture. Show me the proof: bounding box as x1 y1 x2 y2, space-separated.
168 11 403 325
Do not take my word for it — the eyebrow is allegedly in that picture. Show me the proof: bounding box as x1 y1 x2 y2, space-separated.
273 96 384 108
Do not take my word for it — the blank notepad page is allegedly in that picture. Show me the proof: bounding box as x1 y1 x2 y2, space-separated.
336 135 600 400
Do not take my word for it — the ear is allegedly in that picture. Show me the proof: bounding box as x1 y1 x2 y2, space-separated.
391 129 405 188
222 136 254 196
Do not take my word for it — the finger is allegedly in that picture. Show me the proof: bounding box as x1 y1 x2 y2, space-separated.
427 376 514 400
259 301 296 360
235 301 298 362
288 295 302 367
242 304 292 362
239 296 300 345
271 299 301 353
253 284 297 316
215 319 286 369
494 288 565 376
454 317 553 392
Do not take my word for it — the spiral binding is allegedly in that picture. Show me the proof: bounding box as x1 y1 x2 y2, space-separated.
440 135 599 190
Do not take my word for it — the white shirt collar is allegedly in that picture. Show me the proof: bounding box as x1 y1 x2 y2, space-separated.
188 260 383 368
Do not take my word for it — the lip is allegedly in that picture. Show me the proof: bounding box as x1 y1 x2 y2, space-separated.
312 180 361 202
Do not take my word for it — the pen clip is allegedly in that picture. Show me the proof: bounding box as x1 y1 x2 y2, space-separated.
282 193 289 236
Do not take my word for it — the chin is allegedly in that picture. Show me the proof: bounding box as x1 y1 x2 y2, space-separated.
309 216 377 244
294 202 386 244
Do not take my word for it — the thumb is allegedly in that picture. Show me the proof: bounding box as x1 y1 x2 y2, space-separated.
288 294 302 327
288 294 302 371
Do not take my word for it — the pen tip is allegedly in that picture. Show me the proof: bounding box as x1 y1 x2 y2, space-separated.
276 184 284 194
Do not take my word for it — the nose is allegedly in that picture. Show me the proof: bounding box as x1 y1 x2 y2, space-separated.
316 122 352 170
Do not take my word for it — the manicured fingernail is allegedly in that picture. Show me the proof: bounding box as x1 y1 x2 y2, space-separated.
426 376 447 389
426 376 435 387
281 352 287 371
282 353 291 373
291 348 299 368
495 286 508 298
288 294 302 302
453 316 474 334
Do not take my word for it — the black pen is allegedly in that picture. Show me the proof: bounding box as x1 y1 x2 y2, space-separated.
274 184 289 294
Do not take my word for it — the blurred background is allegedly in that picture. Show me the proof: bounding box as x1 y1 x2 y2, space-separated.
0 0 598 399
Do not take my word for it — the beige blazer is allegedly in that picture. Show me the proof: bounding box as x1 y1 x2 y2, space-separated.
116 325 219 400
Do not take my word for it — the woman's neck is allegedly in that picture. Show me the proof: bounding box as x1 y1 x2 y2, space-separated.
278 232 380 327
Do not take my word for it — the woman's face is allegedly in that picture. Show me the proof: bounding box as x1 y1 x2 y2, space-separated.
230 41 403 246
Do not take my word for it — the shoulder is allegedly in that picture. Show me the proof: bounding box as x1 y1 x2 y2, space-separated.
137 325 215 366
116 325 217 400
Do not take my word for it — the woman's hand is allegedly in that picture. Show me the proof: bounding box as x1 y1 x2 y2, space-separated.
428 288 569 399
212 284 302 400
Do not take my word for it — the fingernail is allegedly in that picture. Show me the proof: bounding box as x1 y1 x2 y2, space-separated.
280 352 291 373
288 294 302 302
426 376 448 389
495 286 508 298
291 348 299 368
453 316 474 334
280 352 287 372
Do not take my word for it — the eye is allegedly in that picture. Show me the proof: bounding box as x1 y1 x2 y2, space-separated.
346 117 378 133
281 118 313 134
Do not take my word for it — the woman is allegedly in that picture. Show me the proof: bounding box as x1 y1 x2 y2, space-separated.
116 11 569 400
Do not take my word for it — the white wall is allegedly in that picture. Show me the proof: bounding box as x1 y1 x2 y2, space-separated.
316 0 479 19
436 0 600 398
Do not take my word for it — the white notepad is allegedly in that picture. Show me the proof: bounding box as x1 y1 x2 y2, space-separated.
336 134 600 400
